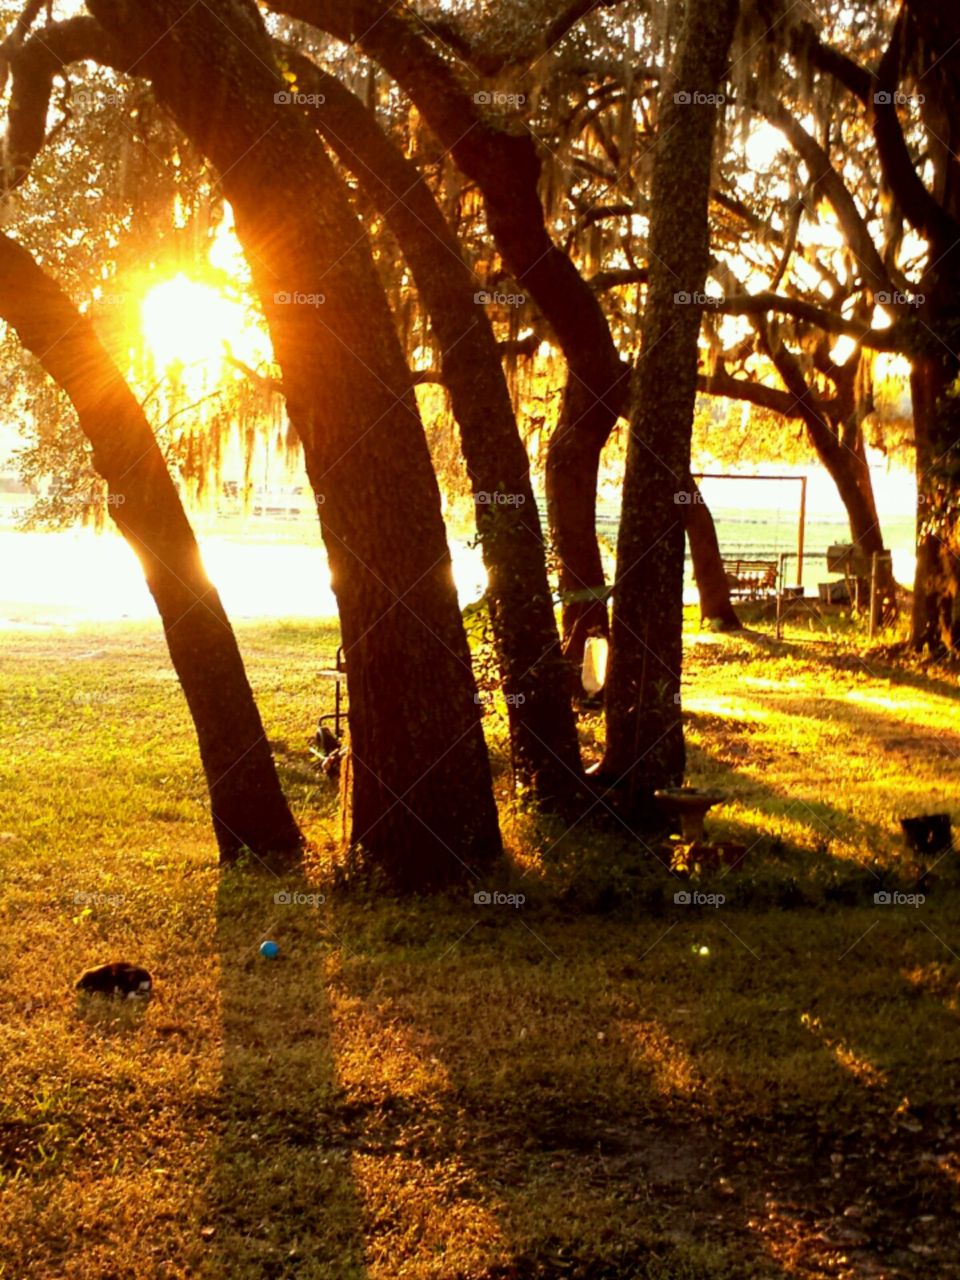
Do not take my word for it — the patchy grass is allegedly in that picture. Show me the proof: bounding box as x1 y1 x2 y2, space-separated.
1 615 959 1279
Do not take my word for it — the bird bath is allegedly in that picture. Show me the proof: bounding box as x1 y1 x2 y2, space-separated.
654 787 725 841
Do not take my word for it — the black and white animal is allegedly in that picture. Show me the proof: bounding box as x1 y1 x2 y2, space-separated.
75 962 153 999
313 722 342 778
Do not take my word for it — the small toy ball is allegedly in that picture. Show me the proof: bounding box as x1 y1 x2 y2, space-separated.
260 940 280 959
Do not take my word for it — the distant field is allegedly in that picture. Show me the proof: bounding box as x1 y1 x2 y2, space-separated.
0 487 919 628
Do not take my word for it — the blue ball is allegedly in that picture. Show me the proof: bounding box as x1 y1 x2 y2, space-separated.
260 940 280 959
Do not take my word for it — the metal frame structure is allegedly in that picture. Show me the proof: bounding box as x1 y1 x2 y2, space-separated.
692 472 808 586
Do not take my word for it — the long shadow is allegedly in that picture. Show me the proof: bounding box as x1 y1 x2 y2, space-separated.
207 869 370 1280
316 896 797 1279
683 721 899 869
755 688 960 759
320 888 960 1278
731 629 960 706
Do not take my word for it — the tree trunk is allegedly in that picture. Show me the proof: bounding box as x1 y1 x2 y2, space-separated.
822 423 896 608
684 478 741 630
0 231 303 867
546 366 631 668
287 55 583 804
766 335 896 604
269 0 629 663
911 349 960 653
544 384 616 669
87 0 501 889
601 0 741 813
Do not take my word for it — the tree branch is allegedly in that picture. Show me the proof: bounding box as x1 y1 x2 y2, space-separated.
2 15 124 191
763 101 892 295
697 365 837 419
872 7 960 249
712 290 903 351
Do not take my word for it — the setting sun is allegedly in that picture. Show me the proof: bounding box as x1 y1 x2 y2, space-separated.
140 272 264 378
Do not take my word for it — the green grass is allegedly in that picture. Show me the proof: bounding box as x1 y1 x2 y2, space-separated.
1 614 959 1278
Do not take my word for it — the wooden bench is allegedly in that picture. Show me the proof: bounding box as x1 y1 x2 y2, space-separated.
722 558 778 599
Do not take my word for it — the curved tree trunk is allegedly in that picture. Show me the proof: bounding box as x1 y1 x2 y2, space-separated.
85 0 501 889
268 0 629 664
602 0 741 813
544 386 615 669
0 231 303 868
286 54 583 804
823 425 896 607
772 340 896 602
684 478 741 630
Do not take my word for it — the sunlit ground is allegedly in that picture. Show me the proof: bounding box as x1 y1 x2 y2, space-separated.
0 613 958 1278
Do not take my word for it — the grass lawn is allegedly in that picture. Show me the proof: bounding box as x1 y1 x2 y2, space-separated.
1 613 959 1279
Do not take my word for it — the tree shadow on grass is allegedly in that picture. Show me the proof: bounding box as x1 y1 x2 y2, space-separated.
683 684 960 877
685 732 896 854
320 887 960 1279
730 630 960 706
312 896 796 1280
207 869 369 1280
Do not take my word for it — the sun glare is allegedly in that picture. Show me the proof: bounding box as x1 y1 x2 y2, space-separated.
140 273 265 379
